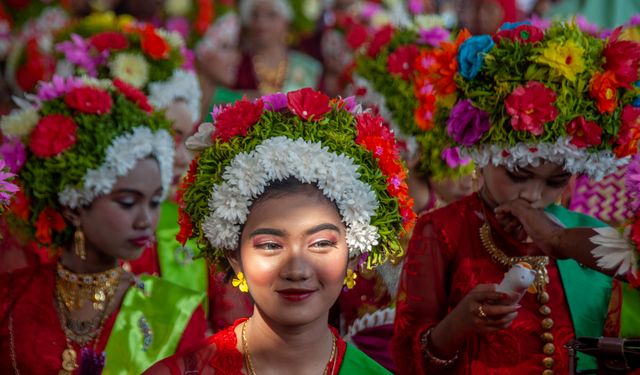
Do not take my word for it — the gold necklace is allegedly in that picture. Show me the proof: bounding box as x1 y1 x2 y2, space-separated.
241 319 337 375
252 53 288 94
479 222 557 375
56 263 123 312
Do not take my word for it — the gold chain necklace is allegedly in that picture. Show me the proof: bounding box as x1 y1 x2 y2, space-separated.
479 222 557 374
252 53 288 94
56 263 123 312
241 319 337 375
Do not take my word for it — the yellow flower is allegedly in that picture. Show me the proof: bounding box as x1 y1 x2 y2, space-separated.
534 40 586 81
0 108 40 137
344 269 358 290
109 52 149 88
232 272 249 293
165 0 192 17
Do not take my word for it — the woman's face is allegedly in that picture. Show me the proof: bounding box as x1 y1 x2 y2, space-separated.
198 40 240 87
247 1 289 49
166 100 194 188
232 189 349 327
79 158 162 260
481 163 572 209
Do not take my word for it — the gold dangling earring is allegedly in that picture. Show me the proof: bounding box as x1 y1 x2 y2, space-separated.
471 168 480 192
74 226 86 261
232 272 249 293
343 269 357 290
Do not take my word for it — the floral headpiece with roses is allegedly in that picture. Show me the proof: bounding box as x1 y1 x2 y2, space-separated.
177 88 416 270
0 76 174 247
437 21 640 180
351 22 474 180
161 0 232 48
55 18 201 122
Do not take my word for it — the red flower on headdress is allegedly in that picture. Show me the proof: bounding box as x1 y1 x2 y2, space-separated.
367 25 394 57
140 24 170 60
10 189 30 221
603 28 640 89
346 23 368 49
35 207 66 245
113 79 153 112
195 0 214 35
414 77 437 130
64 86 112 114
89 31 129 52
176 205 193 246
505 81 558 136
287 88 331 121
387 45 419 80
614 105 640 158
15 39 56 92
212 98 264 142
494 25 543 44
30 114 78 157
566 116 602 148
589 70 619 114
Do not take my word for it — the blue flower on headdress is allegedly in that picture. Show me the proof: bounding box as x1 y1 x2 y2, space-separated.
499 21 532 31
634 81 640 107
457 35 495 80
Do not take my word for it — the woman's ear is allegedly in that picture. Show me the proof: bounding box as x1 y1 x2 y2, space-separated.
224 248 242 276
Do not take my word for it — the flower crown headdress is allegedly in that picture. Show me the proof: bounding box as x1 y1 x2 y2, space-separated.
55 17 201 122
1 76 174 247
161 0 217 48
351 22 473 180
177 88 416 270
437 21 640 180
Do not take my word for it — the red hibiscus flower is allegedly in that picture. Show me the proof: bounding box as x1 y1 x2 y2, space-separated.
346 23 368 49
589 70 619 114
287 88 331 121
566 116 602 148
10 189 30 221
387 45 419 80
212 98 264 142
505 81 558 135
64 86 112 114
30 114 78 157
35 207 66 245
113 79 153 112
494 25 543 44
614 105 640 158
140 24 170 60
176 206 193 246
89 31 129 52
603 27 640 89
367 25 394 57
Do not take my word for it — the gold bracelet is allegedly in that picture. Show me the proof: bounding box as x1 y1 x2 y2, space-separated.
420 327 459 366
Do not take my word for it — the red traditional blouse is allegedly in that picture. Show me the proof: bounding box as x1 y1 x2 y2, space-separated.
391 193 575 374
152 319 348 375
0 263 206 374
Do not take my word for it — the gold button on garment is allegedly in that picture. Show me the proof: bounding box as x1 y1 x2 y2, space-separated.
542 370 554 375
543 343 556 355
539 305 551 316
541 318 554 330
541 332 554 343
538 292 550 304
542 357 554 369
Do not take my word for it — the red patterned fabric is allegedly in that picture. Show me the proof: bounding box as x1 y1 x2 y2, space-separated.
391 193 575 374
155 319 348 374
0 263 206 374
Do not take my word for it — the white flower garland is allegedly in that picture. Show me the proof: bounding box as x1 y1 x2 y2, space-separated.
59 127 174 208
589 226 638 276
464 137 630 181
148 69 202 123
202 136 380 254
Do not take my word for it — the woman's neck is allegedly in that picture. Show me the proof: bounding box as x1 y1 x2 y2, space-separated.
253 44 287 61
242 308 335 374
60 246 119 274
198 72 217 117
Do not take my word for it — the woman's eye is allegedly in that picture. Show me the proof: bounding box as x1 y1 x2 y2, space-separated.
150 198 161 208
506 172 528 183
117 200 135 209
257 242 281 251
311 240 337 249
547 179 569 188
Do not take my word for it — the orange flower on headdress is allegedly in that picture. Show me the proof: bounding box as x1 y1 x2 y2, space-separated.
614 105 640 158
139 24 170 60
589 70 619 114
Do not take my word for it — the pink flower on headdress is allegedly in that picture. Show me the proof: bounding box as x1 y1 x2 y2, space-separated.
37 75 83 101
0 136 27 173
566 116 602 148
262 92 288 111
56 34 108 77
625 153 640 212
0 159 19 204
418 27 450 47
441 147 471 168
505 81 558 136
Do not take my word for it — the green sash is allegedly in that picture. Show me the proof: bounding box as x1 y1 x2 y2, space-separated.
338 343 392 374
282 51 322 93
204 88 244 122
157 202 208 299
102 275 205 374
545 204 612 370
620 283 640 337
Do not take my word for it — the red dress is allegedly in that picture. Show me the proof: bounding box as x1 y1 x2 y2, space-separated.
391 194 575 374
0 263 206 374
152 319 347 375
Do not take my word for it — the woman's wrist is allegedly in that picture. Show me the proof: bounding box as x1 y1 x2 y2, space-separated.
420 326 460 366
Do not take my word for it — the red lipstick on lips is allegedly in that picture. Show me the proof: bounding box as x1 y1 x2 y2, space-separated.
277 288 316 302
129 236 153 248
